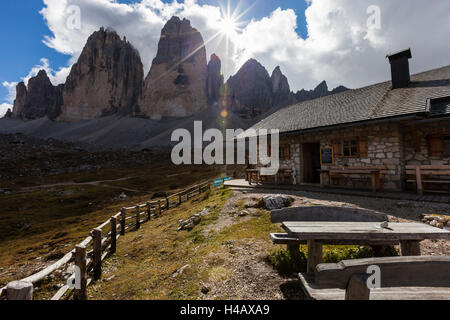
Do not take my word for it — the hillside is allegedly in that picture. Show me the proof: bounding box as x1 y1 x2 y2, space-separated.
0 105 266 150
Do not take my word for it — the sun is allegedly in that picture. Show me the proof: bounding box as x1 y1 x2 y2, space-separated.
216 0 253 38
219 15 239 37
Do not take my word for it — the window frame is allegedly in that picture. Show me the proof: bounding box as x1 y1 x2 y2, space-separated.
334 138 361 158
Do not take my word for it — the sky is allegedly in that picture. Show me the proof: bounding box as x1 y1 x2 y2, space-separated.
1 0 450 117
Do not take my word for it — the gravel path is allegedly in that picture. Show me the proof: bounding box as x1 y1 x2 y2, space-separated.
202 188 449 300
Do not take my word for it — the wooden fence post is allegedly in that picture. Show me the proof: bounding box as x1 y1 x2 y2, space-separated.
345 274 371 300
92 228 102 280
135 206 141 230
179 194 182 206
6 281 33 300
120 208 126 236
146 202 152 221
158 200 162 215
74 245 87 300
110 217 117 254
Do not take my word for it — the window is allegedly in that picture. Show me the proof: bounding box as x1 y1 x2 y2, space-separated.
445 137 450 156
343 140 359 157
333 138 365 158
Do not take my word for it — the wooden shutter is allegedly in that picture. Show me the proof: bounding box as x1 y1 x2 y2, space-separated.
332 141 340 157
428 135 444 157
358 138 368 158
284 145 291 160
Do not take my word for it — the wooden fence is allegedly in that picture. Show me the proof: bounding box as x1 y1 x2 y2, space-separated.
0 180 213 300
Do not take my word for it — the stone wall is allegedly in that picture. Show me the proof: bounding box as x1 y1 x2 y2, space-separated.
402 120 450 166
279 123 404 191
258 119 450 192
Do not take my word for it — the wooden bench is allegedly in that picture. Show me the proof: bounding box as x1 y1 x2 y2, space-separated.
406 165 450 195
270 206 394 260
275 168 293 185
246 169 261 185
299 256 450 300
319 166 389 192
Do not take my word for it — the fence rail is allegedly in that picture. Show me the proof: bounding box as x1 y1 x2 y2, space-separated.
0 179 222 300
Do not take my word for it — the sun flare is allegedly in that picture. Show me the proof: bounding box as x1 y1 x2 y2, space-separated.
217 0 253 39
219 15 238 36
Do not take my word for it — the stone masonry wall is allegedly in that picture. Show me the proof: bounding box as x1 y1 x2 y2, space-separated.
279 123 404 191
402 120 450 166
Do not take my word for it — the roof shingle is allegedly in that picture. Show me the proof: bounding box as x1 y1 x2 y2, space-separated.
247 65 450 135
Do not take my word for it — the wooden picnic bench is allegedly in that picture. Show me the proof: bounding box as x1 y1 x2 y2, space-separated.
299 256 450 300
319 166 389 192
270 207 394 262
275 167 293 185
246 169 261 185
283 221 450 273
406 165 450 195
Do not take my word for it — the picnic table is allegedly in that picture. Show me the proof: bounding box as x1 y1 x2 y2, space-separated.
282 221 450 273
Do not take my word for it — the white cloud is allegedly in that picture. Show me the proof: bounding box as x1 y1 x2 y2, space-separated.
39 0 232 75
233 0 450 90
2 81 18 104
4 0 450 107
0 103 12 117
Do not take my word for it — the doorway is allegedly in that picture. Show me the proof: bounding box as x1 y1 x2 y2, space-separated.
302 142 321 183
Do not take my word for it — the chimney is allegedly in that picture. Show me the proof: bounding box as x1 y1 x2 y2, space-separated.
387 49 412 89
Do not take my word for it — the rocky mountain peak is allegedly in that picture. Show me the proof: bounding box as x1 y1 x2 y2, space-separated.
59 27 144 122
206 54 224 105
270 66 296 108
225 58 273 113
12 70 62 120
140 16 207 119
314 80 329 96
295 80 349 103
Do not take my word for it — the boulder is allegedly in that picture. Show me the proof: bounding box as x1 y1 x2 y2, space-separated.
262 195 293 210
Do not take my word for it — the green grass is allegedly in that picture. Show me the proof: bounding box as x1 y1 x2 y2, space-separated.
0 162 243 289
85 188 400 300
268 245 399 276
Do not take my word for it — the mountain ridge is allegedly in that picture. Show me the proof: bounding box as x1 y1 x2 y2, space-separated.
9 16 348 133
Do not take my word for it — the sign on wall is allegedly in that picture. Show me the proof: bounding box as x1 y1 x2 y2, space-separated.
321 147 333 165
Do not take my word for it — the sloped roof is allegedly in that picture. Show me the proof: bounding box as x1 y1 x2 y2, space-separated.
246 64 450 135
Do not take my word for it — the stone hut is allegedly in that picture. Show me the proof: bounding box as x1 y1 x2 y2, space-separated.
241 49 450 193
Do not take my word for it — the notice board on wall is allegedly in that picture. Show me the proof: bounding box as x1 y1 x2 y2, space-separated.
321 147 333 165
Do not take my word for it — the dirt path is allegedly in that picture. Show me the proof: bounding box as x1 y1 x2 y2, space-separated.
18 176 139 193
200 190 306 300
